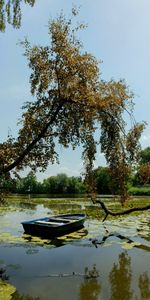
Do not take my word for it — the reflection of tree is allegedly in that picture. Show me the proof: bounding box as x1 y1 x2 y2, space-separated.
80 265 101 300
91 233 150 252
12 290 40 300
139 272 150 299
109 252 133 300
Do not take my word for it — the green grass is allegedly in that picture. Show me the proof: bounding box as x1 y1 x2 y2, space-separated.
128 187 150 196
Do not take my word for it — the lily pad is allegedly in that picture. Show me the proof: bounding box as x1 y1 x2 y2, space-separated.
121 241 141 250
0 280 16 300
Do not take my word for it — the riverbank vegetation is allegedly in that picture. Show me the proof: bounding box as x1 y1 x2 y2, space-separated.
3 155 150 197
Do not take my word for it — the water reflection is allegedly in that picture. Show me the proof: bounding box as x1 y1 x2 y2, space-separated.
44 203 82 214
12 291 40 300
18 202 37 210
0 197 150 299
23 234 65 249
79 254 150 300
139 272 150 300
80 279 101 300
79 265 101 300
109 252 133 300
90 232 150 252
137 218 150 242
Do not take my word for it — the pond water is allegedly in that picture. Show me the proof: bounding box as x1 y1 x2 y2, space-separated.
0 196 150 300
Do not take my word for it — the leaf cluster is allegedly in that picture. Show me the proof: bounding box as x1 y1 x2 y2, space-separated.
0 0 35 31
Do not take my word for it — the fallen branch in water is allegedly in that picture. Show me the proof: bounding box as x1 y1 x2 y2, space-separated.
37 271 99 279
96 200 150 221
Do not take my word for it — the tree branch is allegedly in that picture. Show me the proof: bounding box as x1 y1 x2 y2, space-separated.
96 200 150 221
3 102 63 174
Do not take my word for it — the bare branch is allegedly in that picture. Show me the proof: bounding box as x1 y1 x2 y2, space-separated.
95 200 150 221
2 102 63 174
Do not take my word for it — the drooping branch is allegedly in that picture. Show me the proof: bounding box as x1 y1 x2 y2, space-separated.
2 102 63 174
95 200 150 221
0 0 36 31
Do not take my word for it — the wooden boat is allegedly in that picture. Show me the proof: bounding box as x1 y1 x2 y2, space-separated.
21 213 86 238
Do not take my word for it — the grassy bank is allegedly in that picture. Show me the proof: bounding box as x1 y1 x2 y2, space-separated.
128 187 150 196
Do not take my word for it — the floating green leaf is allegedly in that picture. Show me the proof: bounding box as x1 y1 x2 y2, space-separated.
121 241 141 250
0 280 16 300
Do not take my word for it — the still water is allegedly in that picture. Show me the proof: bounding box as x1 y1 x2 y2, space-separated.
0 196 150 299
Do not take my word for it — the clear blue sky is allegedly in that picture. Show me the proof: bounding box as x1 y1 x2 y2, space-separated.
1 0 150 180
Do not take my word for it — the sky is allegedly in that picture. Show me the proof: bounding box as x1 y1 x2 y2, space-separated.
1 0 150 181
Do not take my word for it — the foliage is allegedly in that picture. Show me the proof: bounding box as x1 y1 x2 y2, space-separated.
132 147 150 186
140 147 150 164
132 147 150 185
0 10 145 204
93 166 112 194
0 0 35 31
100 122 145 204
14 172 86 194
42 173 85 194
15 171 42 194
138 163 150 185
128 186 150 196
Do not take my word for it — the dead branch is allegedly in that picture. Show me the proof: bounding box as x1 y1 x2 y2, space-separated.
96 200 150 221
37 272 99 279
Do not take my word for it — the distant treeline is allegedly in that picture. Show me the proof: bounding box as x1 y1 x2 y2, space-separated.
5 168 113 195
6 172 86 195
4 163 150 195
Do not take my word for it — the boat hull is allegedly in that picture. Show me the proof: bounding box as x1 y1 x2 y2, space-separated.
21 213 86 238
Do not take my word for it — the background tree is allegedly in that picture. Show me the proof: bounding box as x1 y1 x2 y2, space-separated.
136 163 150 186
42 176 57 194
16 171 41 194
0 0 35 31
14 172 86 194
93 166 112 195
140 147 150 164
131 147 150 186
137 147 150 185
0 10 145 205
42 174 85 194
67 176 85 194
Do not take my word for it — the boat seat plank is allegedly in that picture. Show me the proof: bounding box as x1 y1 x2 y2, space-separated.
35 220 64 225
49 217 77 222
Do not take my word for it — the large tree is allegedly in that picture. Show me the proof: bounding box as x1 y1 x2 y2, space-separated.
0 11 146 206
0 0 35 31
